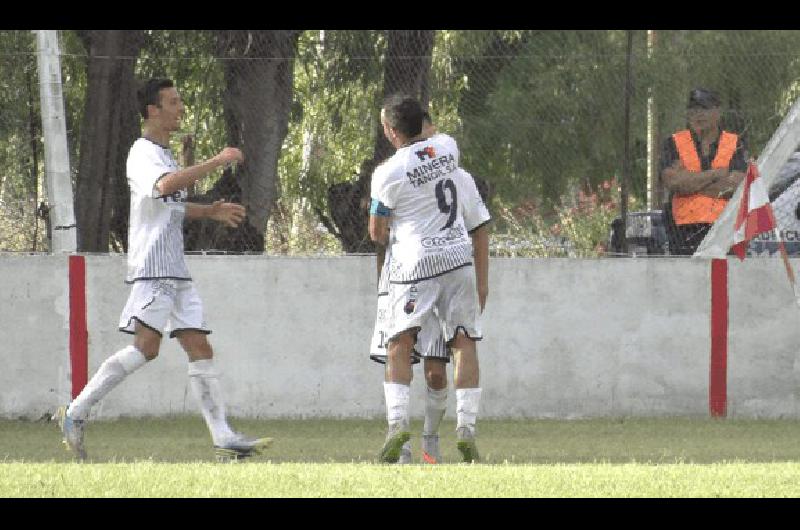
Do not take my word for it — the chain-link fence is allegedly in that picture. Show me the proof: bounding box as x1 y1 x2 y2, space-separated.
0 31 49 252
5 30 800 256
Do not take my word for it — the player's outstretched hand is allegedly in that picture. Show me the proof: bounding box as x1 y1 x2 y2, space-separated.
210 200 246 228
215 147 244 166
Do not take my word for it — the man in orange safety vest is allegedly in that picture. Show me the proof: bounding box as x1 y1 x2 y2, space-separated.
661 87 748 254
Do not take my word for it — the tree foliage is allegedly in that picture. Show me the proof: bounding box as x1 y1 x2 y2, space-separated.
6 30 800 255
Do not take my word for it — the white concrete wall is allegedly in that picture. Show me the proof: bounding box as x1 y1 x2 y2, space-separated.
2 254 800 419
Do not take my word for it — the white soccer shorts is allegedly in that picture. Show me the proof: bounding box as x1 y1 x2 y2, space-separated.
384 265 482 347
118 279 210 338
369 291 449 364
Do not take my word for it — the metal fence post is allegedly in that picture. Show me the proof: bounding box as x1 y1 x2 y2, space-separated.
35 30 76 253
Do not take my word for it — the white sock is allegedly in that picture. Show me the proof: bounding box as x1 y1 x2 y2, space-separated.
456 387 482 432
188 359 235 446
423 386 448 436
383 382 410 429
67 345 148 421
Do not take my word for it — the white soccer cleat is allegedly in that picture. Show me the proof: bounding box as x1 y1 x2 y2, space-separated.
214 432 272 462
456 426 479 463
378 421 411 463
54 405 87 461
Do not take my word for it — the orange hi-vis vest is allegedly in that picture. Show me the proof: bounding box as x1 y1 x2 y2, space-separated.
671 129 738 225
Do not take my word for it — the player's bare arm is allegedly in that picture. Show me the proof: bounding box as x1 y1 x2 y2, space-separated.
369 213 390 246
376 242 386 288
471 224 489 312
157 147 243 197
185 200 246 228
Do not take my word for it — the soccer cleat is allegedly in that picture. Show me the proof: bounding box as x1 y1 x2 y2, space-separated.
54 405 87 461
456 426 480 463
378 422 411 463
214 432 273 462
398 441 412 464
421 434 440 464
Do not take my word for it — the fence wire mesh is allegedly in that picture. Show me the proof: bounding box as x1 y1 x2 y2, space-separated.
0 31 49 252
5 30 800 257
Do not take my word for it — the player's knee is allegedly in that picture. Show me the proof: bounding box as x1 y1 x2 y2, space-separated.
451 329 476 350
176 331 213 361
388 331 414 356
426 370 446 390
424 358 447 389
134 342 159 361
133 320 162 360
133 335 160 360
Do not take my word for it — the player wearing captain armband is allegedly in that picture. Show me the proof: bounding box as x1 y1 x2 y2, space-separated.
369 111 491 464
369 94 490 463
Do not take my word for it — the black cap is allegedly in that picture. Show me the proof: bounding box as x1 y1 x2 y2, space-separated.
687 88 721 109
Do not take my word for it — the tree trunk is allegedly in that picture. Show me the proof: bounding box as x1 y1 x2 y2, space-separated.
200 30 300 253
326 30 435 254
183 166 263 252
74 30 143 252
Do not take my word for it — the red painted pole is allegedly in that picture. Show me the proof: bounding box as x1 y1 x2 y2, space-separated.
709 258 728 417
68 255 88 399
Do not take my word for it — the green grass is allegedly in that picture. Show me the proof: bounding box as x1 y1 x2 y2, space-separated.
3 416 800 497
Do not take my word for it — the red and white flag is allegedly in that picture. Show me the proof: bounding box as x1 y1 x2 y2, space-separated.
731 162 777 260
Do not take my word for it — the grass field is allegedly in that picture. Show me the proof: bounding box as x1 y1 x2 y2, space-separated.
3 416 800 497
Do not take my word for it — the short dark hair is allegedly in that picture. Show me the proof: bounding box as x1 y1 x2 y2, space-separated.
422 110 432 125
137 78 174 119
382 93 424 138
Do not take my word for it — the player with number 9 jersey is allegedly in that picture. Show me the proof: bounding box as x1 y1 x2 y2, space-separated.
370 94 488 464
369 164 490 362
371 132 475 284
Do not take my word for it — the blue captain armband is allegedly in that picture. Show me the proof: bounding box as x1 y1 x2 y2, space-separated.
370 198 391 217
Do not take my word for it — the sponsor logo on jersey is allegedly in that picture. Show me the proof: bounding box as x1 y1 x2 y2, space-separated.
415 146 436 161
406 153 456 188
421 225 466 248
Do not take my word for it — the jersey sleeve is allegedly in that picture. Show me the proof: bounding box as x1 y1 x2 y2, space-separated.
126 141 172 199
370 162 402 211
458 168 491 232
436 133 460 167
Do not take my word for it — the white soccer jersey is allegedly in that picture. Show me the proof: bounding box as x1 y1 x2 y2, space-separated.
371 133 485 283
125 137 191 283
458 167 492 234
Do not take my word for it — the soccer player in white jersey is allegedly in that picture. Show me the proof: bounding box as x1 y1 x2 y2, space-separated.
369 95 489 463
55 78 270 461
369 113 491 464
